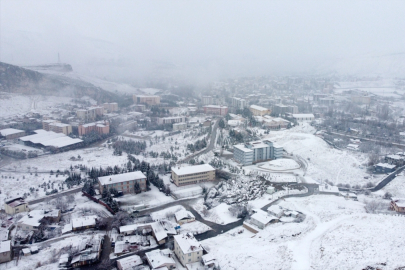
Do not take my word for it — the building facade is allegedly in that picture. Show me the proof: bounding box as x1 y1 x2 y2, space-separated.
98 171 147 194
171 164 215 187
0 128 26 140
133 95 160 105
49 123 72 135
76 107 104 121
292 114 315 121
202 96 213 105
231 97 247 109
103 102 119 112
249 105 271 116
203 105 228 116
78 121 110 136
233 140 283 165
173 234 203 267
4 197 29 215
157 116 186 125
173 122 187 131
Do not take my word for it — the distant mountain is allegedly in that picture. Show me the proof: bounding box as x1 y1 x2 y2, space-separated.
0 62 121 103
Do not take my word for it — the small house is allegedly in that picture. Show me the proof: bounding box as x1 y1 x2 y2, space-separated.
4 197 29 215
117 254 143 270
175 210 195 225
391 198 405 213
374 163 396 174
267 205 284 218
145 249 176 269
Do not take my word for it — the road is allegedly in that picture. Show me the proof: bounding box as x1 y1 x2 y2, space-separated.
181 118 220 163
27 186 83 205
338 165 405 193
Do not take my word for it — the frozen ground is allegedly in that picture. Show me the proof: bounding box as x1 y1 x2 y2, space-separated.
193 199 239 225
381 173 405 197
259 158 300 171
202 195 405 270
262 123 383 186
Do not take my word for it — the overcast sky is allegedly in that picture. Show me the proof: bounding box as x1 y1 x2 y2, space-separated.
1 0 405 83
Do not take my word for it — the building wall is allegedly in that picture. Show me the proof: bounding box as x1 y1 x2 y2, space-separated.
233 147 253 165
157 116 185 125
249 107 271 116
174 239 202 266
172 169 215 187
4 203 29 215
99 178 147 194
0 250 11 263
3 131 26 140
203 106 228 116
173 123 187 131
133 95 160 105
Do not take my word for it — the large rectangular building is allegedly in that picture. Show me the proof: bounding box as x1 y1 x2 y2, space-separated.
231 97 247 109
133 95 160 105
98 171 147 194
49 123 72 135
157 116 186 125
203 105 228 116
0 128 25 140
103 102 119 112
249 105 271 116
171 164 215 187
78 121 110 136
173 234 203 267
233 140 283 165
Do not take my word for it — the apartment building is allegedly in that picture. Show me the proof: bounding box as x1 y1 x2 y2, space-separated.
171 164 215 187
202 96 213 105
42 119 59 131
173 234 203 267
76 107 104 121
98 171 147 194
78 121 110 136
231 97 247 109
49 123 72 135
133 95 160 105
103 102 119 112
292 114 315 121
203 105 228 116
173 122 187 131
249 105 271 116
157 116 186 125
233 140 283 165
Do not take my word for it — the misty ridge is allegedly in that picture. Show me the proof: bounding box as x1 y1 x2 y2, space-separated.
0 1 405 270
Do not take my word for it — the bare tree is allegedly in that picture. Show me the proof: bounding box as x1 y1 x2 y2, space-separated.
364 200 381 213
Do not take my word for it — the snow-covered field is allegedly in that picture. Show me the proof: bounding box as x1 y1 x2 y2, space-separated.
263 124 382 186
193 199 239 225
259 158 300 171
381 174 405 197
202 195 405 270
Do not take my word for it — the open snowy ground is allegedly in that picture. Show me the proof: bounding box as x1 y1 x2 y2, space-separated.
202 195 405 270
193 199 239 225
262 123 383 187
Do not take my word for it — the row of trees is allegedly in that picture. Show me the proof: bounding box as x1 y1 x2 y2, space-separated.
187 139 207 153
0 148 38 159
112 139 147 155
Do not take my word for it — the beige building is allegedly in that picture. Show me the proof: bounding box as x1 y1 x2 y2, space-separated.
103 102 119 112
4 198 29 215
249 105 271 116
42 119 59 131
174 234 203 266
98 171 147 194
49 123 72 135
171 164 215 187
76 107 104 121
133 95 160 105
0 128 26 140
391 198 405 213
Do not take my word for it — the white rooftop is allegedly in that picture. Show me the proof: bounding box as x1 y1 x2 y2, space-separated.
173 234 203 254
175 210 195 222
71 215 97 229
0 241 10 253
0 128 24 136
117 255 142 270
267 205 284 216
171 164 215 176
98 171 146 186
251 209 278 225
375 163 396 169
292 114 315 118
250 105 269 111
234 144 253 153
145 249 175 269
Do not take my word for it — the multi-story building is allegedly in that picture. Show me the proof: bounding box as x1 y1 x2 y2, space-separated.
272 104 290 115
4 197 29 215
133 95 160 105
173 234 203 266
292 114 315 121
173 122 187 131
319 98 335 106
157 116 186 125
203 105 228 116
98 171 147 194
0 128 26 140
42 119 59 131
249 105 271 116
171 164 215 187
78 121 110 136
231 97 247 110
76 107 104 121
103 102 119 112
49 123 72 135
351 95 371 105
202 96 213 105
233 140 283 165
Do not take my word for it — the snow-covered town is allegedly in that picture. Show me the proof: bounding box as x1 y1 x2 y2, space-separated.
1 1 405 270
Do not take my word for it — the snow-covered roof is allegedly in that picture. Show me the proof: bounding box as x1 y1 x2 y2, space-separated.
173 234 203 254
202 253 217 265
18 210 46 228
386 154 404 160
19 130 65 143
203 105 228 109
319 185 339 193
234 144 253 153
6 197 27 208
171 164 215 176
117 255 142 270
98 171 146 186
175 210 195 222
49 122 70 128
392 198 405 208
40 137 83 148
71 215 97 229
0 128 24 136
375 163 396 169
292 114 315 118
62 224 72 234
251 209 278 225
267 205 284 216
145 249 175 269
250 105 269 111
0 241 10 253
